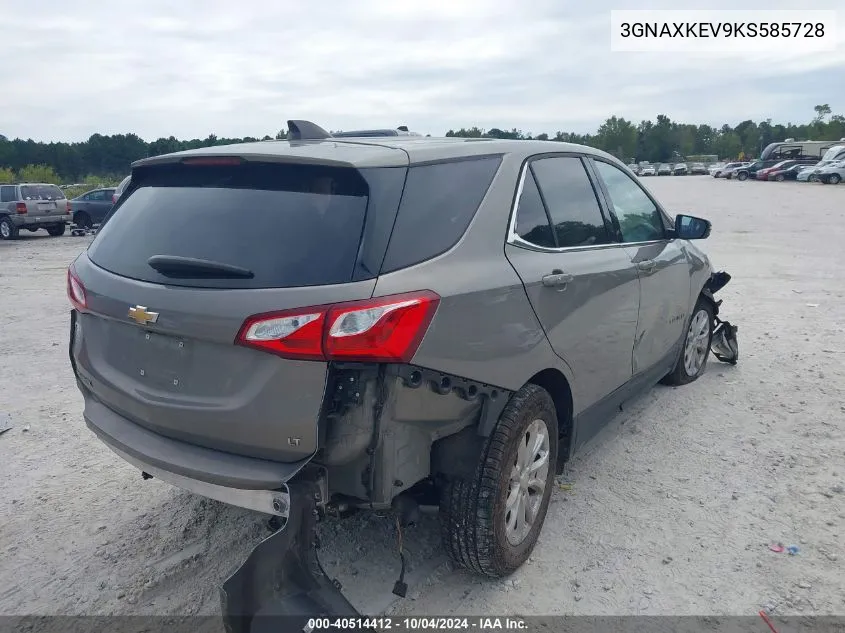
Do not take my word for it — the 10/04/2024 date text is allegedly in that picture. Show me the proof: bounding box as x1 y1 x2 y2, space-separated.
307 617 528 631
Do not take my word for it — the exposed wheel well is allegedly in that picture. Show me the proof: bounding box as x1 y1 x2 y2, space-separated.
528 368 573 465
431 368 574 481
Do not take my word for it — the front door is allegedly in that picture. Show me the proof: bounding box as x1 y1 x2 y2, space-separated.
504 154 641 413
590 158 691 376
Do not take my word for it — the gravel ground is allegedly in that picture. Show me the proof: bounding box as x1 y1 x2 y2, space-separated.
1 177 843 620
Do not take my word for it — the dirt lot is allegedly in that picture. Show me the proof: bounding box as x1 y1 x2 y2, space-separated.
1 177 843 620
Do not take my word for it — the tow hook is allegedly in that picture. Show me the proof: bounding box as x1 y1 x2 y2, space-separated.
221 480 364 633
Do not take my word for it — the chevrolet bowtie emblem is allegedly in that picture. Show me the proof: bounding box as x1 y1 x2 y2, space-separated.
128 305 159 325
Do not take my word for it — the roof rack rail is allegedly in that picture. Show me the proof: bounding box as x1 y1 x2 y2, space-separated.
331 127 421 138
285 120 422 140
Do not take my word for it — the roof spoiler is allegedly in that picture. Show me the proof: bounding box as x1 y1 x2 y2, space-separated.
287 120 418 140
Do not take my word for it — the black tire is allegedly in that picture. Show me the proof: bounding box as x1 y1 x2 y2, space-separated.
46 223 66 237
74 211 92 229
737 171 748 181
440 383 558 578
829 174 842 185
776 174 785 182
0 216 18 240
661 299 714 386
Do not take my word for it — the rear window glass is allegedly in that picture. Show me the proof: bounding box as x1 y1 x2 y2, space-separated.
20 185 65 200
380 155 501 273
88 162 383 289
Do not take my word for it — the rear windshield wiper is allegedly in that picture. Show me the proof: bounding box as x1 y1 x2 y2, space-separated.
147 255 255 279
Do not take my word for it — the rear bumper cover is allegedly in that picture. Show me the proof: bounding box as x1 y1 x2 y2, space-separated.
83 396 310 491
12 214 68 226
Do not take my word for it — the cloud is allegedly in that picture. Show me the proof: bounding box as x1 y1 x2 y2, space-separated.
1 0 842 141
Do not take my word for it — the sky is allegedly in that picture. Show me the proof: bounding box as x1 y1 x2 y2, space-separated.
2 0 844 142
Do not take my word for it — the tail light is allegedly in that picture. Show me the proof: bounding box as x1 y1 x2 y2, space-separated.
112 194 118 203
67 265 87 311
66 201 72 214
15 202 27 214
236 291 440 363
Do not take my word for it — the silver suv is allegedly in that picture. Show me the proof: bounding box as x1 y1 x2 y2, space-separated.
0 182 70 240
68 121 737 627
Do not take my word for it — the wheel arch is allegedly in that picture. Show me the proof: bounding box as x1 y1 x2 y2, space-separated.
527 368 574 468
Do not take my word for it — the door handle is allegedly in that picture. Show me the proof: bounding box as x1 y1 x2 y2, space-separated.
636 259 656 273
542 270 574 287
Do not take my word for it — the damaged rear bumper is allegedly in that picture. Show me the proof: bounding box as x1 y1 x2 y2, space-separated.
221 480 365 633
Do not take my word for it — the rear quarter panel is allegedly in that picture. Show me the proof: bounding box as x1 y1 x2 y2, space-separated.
372 152 573 394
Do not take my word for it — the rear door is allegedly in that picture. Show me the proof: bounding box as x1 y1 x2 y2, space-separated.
71 158 407 463
504 154 640 412
589 158 691 376
20 184 67 220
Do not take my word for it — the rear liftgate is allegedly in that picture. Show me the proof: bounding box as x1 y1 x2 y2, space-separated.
221 479 366 633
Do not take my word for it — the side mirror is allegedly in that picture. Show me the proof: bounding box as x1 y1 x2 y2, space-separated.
675 214 711 240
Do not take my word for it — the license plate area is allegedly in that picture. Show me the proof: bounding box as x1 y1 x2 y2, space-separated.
138 330 191 390
37 202 56 212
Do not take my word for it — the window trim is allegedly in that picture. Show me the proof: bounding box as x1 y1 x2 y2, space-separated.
506 152 624 254
587 156 673 245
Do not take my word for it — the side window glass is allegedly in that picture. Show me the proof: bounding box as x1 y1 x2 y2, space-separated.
513 170 554 248
380 156 501 273
530 157 610 248
0 186 15 203
593 160 665 244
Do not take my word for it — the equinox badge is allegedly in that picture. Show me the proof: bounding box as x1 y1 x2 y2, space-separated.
128 305 159 326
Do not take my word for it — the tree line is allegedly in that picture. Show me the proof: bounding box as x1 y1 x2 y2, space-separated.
0 104 842 184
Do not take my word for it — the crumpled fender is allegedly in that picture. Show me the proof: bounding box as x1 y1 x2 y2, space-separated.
221 480 364 633
701 271 739 365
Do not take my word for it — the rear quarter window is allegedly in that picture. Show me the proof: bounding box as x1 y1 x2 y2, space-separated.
380 155 502 273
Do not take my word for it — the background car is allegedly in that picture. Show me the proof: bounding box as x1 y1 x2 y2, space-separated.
817 160 845 184
639 164 656 176
673 163 689 175
689 162 707 175
767 164 811 181
731 159 787 181
70 187 115 228
0 182 70 240
715 162 748 178
657 163 672 175
797 163 823 182
756 159 816 180
627 163 640 175
708 162 726 176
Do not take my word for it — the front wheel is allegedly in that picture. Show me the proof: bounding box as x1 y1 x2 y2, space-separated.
737 172 748 181
661 299 714 386
440 383 558 578
829 174 842 185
